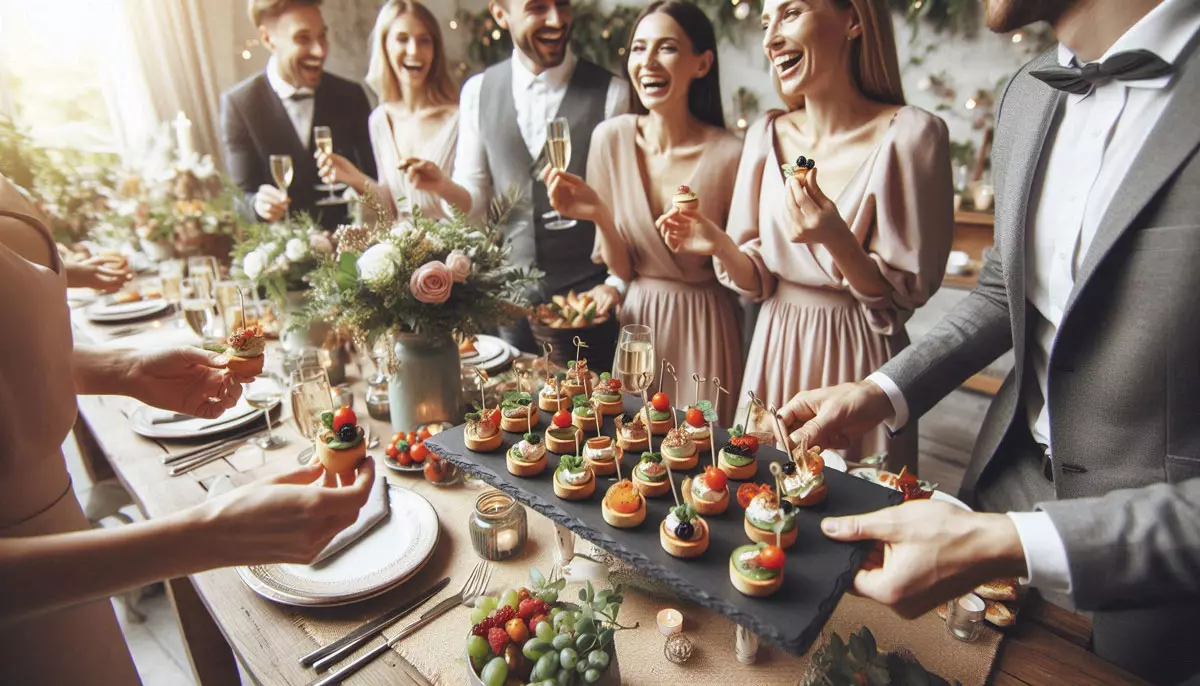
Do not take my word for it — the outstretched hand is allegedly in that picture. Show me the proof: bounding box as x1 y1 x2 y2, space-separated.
123 347 241 419
778 380 895 451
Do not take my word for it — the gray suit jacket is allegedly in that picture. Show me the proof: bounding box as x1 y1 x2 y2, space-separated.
879 45 1200 612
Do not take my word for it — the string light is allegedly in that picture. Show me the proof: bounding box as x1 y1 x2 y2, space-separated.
736 117 748 130
734 3 751 19
491 28 502 40
238 38 259 61
913 0 923 8
449 20 459 30
1011 31 1024 43
731 0 740 4
241 50 252 60
964 97 978 110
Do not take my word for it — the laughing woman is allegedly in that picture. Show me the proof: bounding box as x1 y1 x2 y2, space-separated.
317 0 458 219
544 0 744 424
661 0 953 472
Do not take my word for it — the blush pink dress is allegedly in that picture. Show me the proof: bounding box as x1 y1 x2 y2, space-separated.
718 107 954 469
588 115 745 425
0 176 141 683
368 106 458 220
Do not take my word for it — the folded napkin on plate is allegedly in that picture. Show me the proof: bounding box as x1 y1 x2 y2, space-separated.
206 475 390 565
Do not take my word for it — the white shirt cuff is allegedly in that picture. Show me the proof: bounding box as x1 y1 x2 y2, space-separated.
603 275 627 297
865 372 908 430
1006 511 1073 594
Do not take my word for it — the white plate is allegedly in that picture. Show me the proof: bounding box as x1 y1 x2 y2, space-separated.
849 467 972 511
87 298 170 323
461 335 508 365
130 398 267 440
237 485 439 606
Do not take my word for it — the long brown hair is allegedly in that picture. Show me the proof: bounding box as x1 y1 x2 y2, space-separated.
777 0 905 109
625 1 726 129
365 0 458 106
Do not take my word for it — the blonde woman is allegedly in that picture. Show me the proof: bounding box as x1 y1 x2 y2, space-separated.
662 0 953 472
317 0 458 219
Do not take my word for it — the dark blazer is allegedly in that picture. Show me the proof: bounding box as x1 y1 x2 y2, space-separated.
219 71 376 231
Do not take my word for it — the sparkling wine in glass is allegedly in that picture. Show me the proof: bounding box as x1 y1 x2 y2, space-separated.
612 324 655 394
270 154 294 190
181 276 218 342
544 117 577 230
244 373 286 450
313 126 344 205
290 366 333 465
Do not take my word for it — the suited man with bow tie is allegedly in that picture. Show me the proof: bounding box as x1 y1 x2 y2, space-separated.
220 0 376 231
779 0 1200 681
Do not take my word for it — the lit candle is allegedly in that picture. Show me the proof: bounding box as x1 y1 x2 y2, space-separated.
496 528 520 553
656 608 683 636
173 111 194 163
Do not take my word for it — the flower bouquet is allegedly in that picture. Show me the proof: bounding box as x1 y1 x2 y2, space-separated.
232 212 333 306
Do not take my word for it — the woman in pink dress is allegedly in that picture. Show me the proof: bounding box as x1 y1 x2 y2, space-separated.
662 0 953 471
318 0 457 219
544 0 744 424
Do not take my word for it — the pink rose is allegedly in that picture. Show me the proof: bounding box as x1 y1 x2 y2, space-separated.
410 260 454 304
309 233 335 255
446 250 472 283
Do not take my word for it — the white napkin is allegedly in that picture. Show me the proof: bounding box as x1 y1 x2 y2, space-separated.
206 475 391 565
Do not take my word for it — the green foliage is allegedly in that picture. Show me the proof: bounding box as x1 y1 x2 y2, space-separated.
503 391 533 409
523 432 542 445
804 627 957 686
639 452 662 465
559 454 586 472
888 0 979 39
694 400 718 423
298 196 542 346
670 503 697 522
572 394 593 410
320 411 334 431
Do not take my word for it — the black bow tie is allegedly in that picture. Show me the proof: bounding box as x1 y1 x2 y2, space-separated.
1030 49 1173 95
287 91 314 102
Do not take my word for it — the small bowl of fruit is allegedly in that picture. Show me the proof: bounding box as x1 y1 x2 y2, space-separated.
384 427 432 473
467 568 622 686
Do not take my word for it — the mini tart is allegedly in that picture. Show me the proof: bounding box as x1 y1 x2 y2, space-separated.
617 433 649 452
661 434 698 471
744 516 798 549
729 556 783 597
641 407 674 436
660 517 709 558
464 428 503 452
506 444 547 477
561 372 596 398
582 440 620 476
316 433 366 479
632 470 671 498
571 409 599 432
593 395 624 416
553 469 596 500
681 477 730 515
226 353 264 378
718 449 758 480
601 488 646 528
684 424 712 451
539 392 569 412
544 426 582 454
500 409 539 433
784 481 828 508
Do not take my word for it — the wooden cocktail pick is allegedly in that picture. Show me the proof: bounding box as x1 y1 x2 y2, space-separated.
474 368 489 413
664 362 679 430
666 462 680 506
692 373 708 408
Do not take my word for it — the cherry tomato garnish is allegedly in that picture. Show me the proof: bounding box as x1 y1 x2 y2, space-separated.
396 450 413 467
417 427 432 441
685 407 705 428
333 407 357 431
482 408 501 426
552 409 572 428
703 465 727 492
410 442 429 463
385 444 399 459
758 545 785 570
650 392 671 412
406 431 418 444
736 483 761 509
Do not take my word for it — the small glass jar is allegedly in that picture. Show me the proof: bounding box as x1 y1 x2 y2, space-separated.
365 376 391 421
469 490 527 561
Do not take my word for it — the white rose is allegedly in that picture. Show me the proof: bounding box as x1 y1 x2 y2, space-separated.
261 241 279 256
357 243 401 290
390 221 416 240
285 238 308 261
243 250 266 280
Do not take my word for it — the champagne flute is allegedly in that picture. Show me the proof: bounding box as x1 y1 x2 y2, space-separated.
245 373 287 450
313 126 344 206
290 366 333 465
181 276 218 343
270 154 294 191
159 258 185 326
612 324 655 394
544 117 577 230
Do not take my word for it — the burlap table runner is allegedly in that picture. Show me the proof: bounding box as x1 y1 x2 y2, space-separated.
293 475 1001 685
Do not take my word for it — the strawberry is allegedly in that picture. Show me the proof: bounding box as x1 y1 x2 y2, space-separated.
487 626 510 656
517 598 538 621
493 605 516 624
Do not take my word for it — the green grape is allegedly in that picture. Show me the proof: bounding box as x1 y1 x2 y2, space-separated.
470 606 489 625
470 653 489 674
480 656 508 686
576 659 590 674
551 633 572 651
559 647 579 670
466 635 490 661
584 668 602 684
522 639 552 662
549 607 563 618
552 613 570 631
574 633 596 653
533 652 560 680
500 589 520 611
556 668 576 686
535 619 556 642
587 650 610 669
478 596 499 614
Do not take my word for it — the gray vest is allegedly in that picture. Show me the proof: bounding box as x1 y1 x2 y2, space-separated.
479 58 611 297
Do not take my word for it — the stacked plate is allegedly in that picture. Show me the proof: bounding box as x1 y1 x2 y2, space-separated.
130 398 268 440
86 297 171 323
460 334 517 372
237 485 440 606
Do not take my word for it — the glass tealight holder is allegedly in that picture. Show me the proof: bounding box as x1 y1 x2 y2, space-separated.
365 376 391 421
469 490 527 561
946 593 986 642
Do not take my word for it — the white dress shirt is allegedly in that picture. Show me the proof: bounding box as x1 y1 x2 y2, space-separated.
266 56 315 149
450 49 630 224
869 0 1200 595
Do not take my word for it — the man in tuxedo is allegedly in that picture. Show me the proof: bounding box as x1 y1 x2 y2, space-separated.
220 0 376 231
422 0 629 352
781 0 1200 682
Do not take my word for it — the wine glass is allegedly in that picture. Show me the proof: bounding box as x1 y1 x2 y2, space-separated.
312 126 346 206
181 276 219 343
612 324 655 394
270 154 294 192
244 373 287 450
543 117 577 230
290 366 333 465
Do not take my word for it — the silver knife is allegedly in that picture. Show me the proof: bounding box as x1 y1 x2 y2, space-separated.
302 576 450 669
309 595 465 685
152 408 257 426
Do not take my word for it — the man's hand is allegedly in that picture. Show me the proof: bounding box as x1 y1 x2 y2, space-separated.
779 380 895 451
65 255 133 293
124 347 241 418
254 185 290 222
822 501 1027 618
315 150 368 193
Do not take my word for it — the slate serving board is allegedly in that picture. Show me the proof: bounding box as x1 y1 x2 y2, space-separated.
425 395 901 656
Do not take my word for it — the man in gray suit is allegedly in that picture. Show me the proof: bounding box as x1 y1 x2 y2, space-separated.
781 0 1200 681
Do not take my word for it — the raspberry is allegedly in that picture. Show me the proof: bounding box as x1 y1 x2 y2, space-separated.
471 624 488 637
487 627 510 656
518 598 538 621
493 606 516 624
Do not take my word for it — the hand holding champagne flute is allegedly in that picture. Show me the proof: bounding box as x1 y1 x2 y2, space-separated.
544 117 577 230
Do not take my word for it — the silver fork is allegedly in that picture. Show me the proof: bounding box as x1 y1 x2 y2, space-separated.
311 561 493 683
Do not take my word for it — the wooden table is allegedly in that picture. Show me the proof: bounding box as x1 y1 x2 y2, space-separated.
70 313 1146 686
